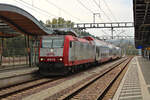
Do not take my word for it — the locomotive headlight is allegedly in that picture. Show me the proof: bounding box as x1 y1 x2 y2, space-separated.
40 58 44 61
59 58 63 61
50 49 54 52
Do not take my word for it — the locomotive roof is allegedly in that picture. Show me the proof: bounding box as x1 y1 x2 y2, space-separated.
41 35 120 49
41 35 92 44
66 35 93 44
93 38 120 49
51 28 78 37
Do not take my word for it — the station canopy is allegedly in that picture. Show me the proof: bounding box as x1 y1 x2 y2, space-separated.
134 0 150 48
0 3 54 38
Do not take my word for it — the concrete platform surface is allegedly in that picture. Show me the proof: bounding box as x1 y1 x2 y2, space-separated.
113 56 150 100
0 66 38 79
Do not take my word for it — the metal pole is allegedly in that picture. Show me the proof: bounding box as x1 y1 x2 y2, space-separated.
93 13 96 23
0 38 3 66
24 35 28 65
27 35 31 67
111 27 114 39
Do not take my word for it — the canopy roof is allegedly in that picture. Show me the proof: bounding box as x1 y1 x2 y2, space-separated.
0 3 53 38
134 0 150 48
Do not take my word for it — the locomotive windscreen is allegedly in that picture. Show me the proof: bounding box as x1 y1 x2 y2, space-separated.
42 36 64 48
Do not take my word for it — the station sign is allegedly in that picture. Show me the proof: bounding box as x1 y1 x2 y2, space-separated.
137 46 143 49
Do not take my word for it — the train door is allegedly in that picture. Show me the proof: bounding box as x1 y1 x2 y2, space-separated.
96 46 99 61
69 41 75 62
74 41 79 61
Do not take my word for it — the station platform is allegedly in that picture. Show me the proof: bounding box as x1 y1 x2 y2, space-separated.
0 66 39 88
113 56 150 100
0 66 38 79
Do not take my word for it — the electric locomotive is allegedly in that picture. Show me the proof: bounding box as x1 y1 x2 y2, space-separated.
38 35 95 75
38 35 121 75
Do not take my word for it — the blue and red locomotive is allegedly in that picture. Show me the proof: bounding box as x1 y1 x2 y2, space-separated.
38 35 121 75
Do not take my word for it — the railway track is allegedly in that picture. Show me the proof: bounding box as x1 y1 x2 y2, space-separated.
57 57 132 100
0 77 59 99
0 57 131 100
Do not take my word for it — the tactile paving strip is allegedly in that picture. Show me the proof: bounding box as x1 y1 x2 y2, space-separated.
118 59 142 100
113 58 143 100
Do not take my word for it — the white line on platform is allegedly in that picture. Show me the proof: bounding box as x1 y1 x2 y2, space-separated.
112 57 133 100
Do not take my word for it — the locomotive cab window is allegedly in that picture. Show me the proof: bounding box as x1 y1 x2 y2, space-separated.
42 36 64 48
53 39 64 48
42 40 52 48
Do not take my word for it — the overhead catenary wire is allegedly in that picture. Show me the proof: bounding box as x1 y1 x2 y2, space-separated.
93 0 112 22
76 0 103 23
93 0 131 39
16 0 84 23
76 0 94 13
115 30 131 37
76 0 132 39
98 17 112 36
18 0 58 17
14 0 54 19
102 0 118 22
46 0 83 22
103 0 133 38
14 0 132 39
76 0 112 37
102 0 128 37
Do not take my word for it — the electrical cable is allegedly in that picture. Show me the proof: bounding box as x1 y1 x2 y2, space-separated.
46 0 82 22
93 0 112 22
19 0 58 17
76 0 94 13
14 0 54 19
102 0 118 21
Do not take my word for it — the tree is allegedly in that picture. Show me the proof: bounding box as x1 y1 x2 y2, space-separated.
45 17 74 28
45 20 51 27
45 17 96 37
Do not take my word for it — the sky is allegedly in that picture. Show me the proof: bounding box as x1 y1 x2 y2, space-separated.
0 0 134 38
